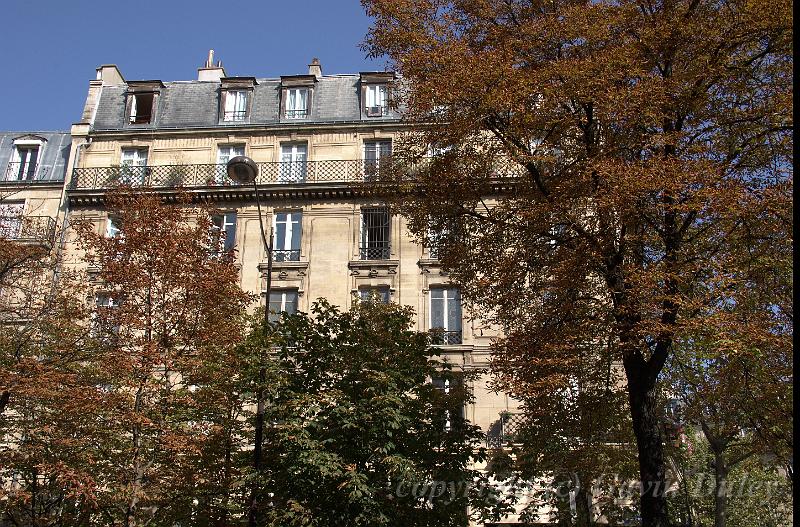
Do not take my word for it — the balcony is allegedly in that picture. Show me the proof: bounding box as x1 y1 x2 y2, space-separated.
486 411 525 449
429 329 463 346
69 160 391 190
0 215 57 248
3 162 49 182
273 249 301 262
359 244 391 260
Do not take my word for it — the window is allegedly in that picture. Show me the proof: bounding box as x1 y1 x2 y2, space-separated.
7 145 40 181
119 148 148 185
216 145 245 184
426 227 450 260
432 374 465 432
358 286 390 304
268 289 298 324
360 207 390 260
94 293 121 338
364 140 391 180
212 212 237 253
430 287 462 344
128 92 154 124
285 88 309 119
365 85 388 116
279 144 307 183
223 90 248 122
0 203 25 239
273 212 301 262
106 216 121 238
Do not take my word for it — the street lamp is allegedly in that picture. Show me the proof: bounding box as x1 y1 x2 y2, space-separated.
226 155 271 527
226 155 272 329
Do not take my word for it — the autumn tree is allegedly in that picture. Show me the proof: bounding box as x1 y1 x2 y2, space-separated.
243 299 510 526
72 189 252 526
362 1 793 525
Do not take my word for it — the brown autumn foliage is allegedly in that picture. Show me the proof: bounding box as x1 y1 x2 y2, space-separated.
362 0 792 525
1 190 253 526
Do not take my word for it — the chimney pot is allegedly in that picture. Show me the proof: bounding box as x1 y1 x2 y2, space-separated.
308 57 322 79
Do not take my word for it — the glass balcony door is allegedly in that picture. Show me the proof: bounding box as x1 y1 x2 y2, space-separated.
280 144 307 183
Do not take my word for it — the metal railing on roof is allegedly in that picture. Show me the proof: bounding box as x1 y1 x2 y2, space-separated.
2 163 50 182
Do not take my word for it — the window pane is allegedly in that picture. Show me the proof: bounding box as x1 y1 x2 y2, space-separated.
290 214 301 251
447 289 462 331
284 291 298 315
431 296 444 328
275 220 287 250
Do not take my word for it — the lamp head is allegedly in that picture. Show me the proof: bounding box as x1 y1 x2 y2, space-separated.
226 156 258 184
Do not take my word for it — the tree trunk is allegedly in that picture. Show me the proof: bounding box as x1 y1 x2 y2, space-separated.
626 364 670 527
713 451 728 527
575 484 593 527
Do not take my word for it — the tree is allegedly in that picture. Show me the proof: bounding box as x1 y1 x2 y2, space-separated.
362 1 792 525
71 189 252 526
244 299 509 526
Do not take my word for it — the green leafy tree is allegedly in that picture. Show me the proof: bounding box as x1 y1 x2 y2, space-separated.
244 299 509 527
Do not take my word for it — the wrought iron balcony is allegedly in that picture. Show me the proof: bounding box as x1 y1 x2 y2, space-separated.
273 249 301 262
429 329 463 345
285 109 309 119
486 411 525 449
71 160 390 190
0 215 57 247
3 162 49 182
359 244 391 260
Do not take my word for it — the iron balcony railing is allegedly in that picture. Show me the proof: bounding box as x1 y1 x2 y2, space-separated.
486 411 525 449
69 158 526 191
223 110 247 122
429 330 463 346
285 109 309 119
359 244 391 260
3 162 49 182
273 249 301 262
0 215 57 246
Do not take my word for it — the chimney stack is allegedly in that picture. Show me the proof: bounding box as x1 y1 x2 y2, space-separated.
198 49 226 81
308 57 322 79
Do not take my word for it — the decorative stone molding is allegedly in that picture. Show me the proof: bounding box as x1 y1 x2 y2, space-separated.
258 260 308 295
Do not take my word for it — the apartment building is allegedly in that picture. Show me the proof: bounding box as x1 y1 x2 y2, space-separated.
50 54 520 442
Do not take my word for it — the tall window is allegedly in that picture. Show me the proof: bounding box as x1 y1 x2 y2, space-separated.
430 287 462 344
365 85 388 116
360 207 390 260
119 148 148 185
212 212 237 253
8 145 39 181
285 88 309 119
223 90 248 122
280 144 307 183
0 202 25 239
217 145 245 184
273 212 301 262
268 290 298 324
358 286 390 304
432 374 465 432
364 140 391 180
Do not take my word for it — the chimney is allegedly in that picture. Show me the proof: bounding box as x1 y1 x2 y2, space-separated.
95 64 125 86
308 57 322 79
198 49 226 81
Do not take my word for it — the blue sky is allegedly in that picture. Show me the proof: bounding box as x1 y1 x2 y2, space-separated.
2 0 384 131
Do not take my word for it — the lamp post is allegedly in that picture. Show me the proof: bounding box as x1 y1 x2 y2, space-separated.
226 155 270 527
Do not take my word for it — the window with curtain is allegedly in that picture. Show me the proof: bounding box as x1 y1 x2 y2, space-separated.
285 88 309 118
119 148 148 185
365 85 388 116
223 90 248 122
279 144 307 183
216 145 245 183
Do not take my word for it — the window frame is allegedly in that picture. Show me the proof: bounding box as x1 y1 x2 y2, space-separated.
268 289 299 324
119 147 149 185
279 143 308 183
272 211 302 262
364 84 388 116
285 87 309 119
7 138 44 182
429 286 463 344
212 212 237 253
359 206 391 260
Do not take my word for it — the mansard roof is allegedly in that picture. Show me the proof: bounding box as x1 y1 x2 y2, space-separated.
0 131 71 182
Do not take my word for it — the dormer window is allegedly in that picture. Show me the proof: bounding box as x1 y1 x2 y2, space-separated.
280 75 315 121
365 85 388 117
223 90 248 122
4 136 46 182
360 72 395 118
219 77 256 123
125 81 163 126
285 88 309 119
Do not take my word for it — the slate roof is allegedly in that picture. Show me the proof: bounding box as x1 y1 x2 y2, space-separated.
92 75 402 131
0 131 71 182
